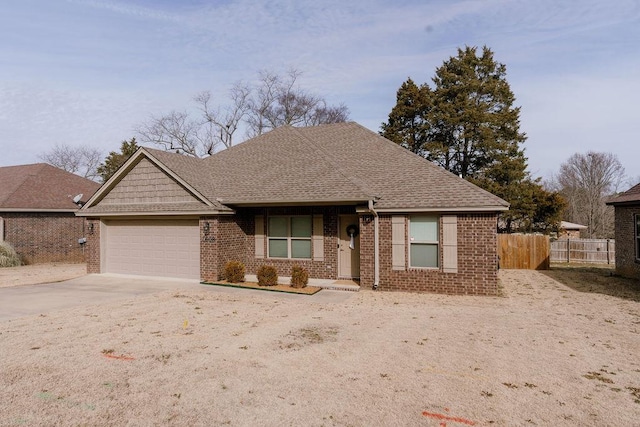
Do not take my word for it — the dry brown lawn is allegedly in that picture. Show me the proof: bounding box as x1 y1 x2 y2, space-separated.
0 263 86 288
0 265 638 426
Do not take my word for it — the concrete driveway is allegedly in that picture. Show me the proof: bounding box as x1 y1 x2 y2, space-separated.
0 274 196 322
0 274 356 322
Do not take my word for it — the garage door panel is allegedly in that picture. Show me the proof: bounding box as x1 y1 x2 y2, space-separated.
104 220 199 280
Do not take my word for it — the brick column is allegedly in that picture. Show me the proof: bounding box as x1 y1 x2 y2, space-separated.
200 217 218 282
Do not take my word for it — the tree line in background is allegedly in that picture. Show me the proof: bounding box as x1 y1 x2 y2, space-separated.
39 51 635 237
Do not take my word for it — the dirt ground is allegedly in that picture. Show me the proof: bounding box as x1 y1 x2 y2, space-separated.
0 266 638 426
0 263 86 288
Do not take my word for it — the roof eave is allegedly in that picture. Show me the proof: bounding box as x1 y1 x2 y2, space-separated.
606 199 640 206
220 198 371 207
0 208 78 213
76 209 235 217
366 206 510 213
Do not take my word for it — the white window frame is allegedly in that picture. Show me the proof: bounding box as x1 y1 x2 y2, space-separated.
409 215 440 269
267 215 312 259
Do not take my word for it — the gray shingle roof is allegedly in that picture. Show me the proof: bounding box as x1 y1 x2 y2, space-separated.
204 125 373 205
199 122 507 210
85 122 508 213
295 122 508 210
606 182 640 205
0 163 100 210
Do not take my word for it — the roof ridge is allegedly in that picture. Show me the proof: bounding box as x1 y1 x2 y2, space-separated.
292 125 377 200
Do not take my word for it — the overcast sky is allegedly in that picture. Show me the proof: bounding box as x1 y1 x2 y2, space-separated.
1 0 639 185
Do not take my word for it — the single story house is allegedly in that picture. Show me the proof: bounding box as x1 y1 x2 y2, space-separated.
559 221 588 239
78 122 509 295
0 163 99 264
606 183 640 279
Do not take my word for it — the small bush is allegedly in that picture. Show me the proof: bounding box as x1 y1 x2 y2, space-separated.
224 260 245 283
257 265 278 286
290 264 309 288
0 242 21 268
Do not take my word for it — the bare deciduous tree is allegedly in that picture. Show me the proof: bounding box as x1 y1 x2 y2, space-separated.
137 69 349 157
196 82 251 149
136 109 216 158
245 69 349 137
39 143 102 181
555 151 625 238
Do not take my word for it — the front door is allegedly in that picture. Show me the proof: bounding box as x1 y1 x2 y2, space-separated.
338 215 360 279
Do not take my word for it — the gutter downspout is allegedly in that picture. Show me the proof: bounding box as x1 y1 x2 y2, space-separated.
368 199 380 290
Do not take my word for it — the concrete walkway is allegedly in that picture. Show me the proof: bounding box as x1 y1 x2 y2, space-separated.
0 274 196 322
0 274 356 322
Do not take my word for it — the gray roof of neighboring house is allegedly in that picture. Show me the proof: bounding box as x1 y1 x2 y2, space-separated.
0 163 100 211
560 221 587 230
83 122 509 214
606 183 640 206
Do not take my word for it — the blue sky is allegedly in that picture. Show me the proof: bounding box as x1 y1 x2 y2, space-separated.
1 0 639 184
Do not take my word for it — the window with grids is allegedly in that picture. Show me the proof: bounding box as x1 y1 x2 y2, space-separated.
409 215 439 268
268 216 312 259
636 214 640 261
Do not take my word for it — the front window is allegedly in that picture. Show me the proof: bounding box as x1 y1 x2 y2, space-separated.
635 214 640 261
268 216 312 259
409 215 439 268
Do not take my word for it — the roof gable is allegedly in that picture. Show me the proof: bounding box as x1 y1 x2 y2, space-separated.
80 148 229 215
96 157 207 208
0 163 99 211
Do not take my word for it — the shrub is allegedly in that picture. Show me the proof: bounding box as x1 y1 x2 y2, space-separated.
290 264 309 288
257 265 278 286
0 242 21 268
224 260 245 283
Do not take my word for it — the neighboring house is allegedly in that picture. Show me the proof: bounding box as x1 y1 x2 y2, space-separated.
0 163 100 264
78 123 509 295
559 221 588 239
606 183 640 279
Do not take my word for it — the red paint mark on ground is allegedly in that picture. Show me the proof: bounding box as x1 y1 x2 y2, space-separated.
422 411 475 426
103 353 135 361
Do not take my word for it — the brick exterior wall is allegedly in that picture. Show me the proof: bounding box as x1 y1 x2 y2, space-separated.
1 212 87 264
614 206 640 279
360 213 500 295
86 208 500 295
85 218 101 273
200 206 351 282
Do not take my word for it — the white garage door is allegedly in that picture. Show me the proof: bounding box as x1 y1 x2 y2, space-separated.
104 219 200 279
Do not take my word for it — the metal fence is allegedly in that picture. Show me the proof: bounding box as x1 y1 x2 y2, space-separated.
550 238 615 264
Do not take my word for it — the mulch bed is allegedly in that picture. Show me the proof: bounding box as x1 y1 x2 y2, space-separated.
201 280 321 295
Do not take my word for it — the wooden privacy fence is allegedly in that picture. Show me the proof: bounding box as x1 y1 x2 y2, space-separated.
497 234 550 270
550 239 615 264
